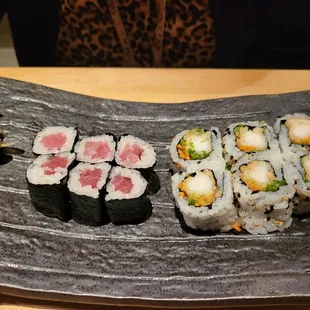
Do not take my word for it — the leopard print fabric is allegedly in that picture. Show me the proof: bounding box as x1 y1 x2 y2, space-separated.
118 0 153 66
56 0 215 67
162 0 215 67
57 0 138 66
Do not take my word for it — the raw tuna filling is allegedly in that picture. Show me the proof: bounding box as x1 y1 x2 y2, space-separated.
79 168 102 189
83 141 111 160
112 175 133 194
41 156 68 175
119 144 144 165
41 133 67 151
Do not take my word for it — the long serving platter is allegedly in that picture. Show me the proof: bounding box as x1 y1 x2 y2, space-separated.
0 77 310 308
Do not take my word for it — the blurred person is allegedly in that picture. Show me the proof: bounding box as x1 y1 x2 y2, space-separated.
1 0 310 68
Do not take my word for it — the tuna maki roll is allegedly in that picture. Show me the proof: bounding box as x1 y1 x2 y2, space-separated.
26 152 75 221
232 152 295 234
115 135 156 179
105 166 151 225
223 121 280 165
68 162 111 226
32 126 78 155
74 134 116 163
171 162 238 232
115 135 156 169
170 128 224 172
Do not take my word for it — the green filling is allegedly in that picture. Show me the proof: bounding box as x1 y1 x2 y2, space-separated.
179 138 185 147
265 180 287 192
188 149 209 160
303 176 309 183
233 125 244 136
180 128 211 160
225 163 232 171
187 198 197 206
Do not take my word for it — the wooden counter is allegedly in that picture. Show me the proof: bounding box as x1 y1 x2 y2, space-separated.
1 68 310 103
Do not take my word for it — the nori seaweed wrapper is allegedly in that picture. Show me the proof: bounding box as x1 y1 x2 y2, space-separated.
106 195 152 225
27 176 71 222
70 190 109 226
137 164 156 181
144 169 160 195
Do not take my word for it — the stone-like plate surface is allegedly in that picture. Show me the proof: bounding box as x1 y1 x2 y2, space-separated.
0 78 310 308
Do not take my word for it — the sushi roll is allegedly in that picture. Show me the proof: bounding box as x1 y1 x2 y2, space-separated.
26 152 76 221
115 135 156 179
32 126 78 155
232 152 295 234
68 162 111 226
170 128 224 172
171 161 238 232
274 114 310 215
74 134 116 163
283 153 310 215
274 113 310 166
105 166 151 225
223 121 281 165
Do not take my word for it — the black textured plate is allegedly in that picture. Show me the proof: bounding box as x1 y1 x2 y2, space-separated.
1 77 310 309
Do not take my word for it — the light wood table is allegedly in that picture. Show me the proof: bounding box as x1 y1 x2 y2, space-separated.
1 68 310 103
1 68 310 310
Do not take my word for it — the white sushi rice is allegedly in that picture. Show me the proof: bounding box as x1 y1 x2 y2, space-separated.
232 152 295 234
68 162 111 199
33 126 77 155
239 206 293 235
170 127 223 172
171 163 238 232
223 121 281 164
105 166 147 201
115 135 156 169
284 159 310 214
27 152 75 185
74 135 116 163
